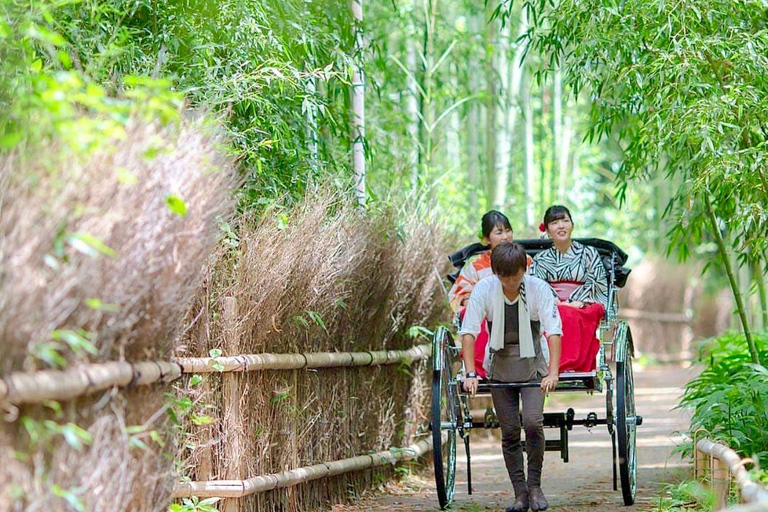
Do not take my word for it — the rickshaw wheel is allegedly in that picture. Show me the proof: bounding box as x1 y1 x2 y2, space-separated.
431 326 458 509
616 323 637 505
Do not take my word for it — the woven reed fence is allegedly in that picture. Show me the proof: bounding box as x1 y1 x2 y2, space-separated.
0 340 434 506
1 164 448 512
695 438 768 510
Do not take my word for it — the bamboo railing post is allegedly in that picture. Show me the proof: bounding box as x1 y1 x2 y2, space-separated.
693 430 709 481
221 297 244 512
694 444 708 481
712 454 730 510
697 438 768 507
197 300 215 482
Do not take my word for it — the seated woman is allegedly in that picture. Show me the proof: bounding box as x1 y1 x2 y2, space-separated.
531 205 609 373
449 211 531 378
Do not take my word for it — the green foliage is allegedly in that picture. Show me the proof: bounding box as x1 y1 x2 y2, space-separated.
30 329 98 368
407 325 434 339
207 348 224 371
649 480 712 512
21 416 93 451
169 496 221 512
0 0 359 208
515 0 768 259
678 332 768 465
126 424 166 451
0 0 182 153
51 484 87 512
165 194 189 217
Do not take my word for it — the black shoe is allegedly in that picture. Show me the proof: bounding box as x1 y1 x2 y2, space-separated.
505 492 529 512
529 486 548 511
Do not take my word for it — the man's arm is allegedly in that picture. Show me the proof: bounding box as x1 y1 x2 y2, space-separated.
531 276 563 392
541 334 561 392
461 333 479 394
458 279 488 394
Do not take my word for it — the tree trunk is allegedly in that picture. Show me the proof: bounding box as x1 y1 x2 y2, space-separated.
446 62 461 177
406 3 421 189
552 65 562 201
555 66 572 203
350 0 366 206
493 9 527 209
524 73 535 230
483 1 496 203
417 0 438 187
492 18 510 209
557 111 572 202
465 12 481 213
306 74 319 172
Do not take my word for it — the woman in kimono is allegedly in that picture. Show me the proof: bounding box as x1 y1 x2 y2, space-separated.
531 205 608 372
449 211 531 378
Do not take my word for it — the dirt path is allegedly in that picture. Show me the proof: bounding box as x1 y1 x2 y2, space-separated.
330 364 697 512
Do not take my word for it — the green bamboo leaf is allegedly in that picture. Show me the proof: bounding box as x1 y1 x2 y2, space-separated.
165 195 188 217
68 233 117 258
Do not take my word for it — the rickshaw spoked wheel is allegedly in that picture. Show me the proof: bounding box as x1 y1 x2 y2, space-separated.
431 326 458 510
615 323 637 506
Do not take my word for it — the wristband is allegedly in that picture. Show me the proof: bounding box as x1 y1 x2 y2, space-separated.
466 372 477 379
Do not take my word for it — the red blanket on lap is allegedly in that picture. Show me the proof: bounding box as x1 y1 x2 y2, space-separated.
458 310 490 379
556 302 604 372
460 300 603 377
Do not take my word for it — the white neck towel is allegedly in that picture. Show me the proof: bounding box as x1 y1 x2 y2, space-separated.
489 276 536 358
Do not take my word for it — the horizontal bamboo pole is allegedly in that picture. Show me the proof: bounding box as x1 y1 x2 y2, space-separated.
174 343 431 374
697 439 768 506
0 344 431 406
0 361 182 406
619 308 693 324
173 437 433 499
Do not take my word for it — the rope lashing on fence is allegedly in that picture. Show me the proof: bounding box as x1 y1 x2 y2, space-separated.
0 343 431 406
696 438 768 507
172 436 435 498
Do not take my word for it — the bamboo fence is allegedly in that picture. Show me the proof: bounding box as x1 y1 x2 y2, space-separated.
695 438 768 510
0 344 431 406
172 437 434 498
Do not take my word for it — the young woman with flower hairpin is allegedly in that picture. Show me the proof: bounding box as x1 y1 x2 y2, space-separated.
531 205 610 372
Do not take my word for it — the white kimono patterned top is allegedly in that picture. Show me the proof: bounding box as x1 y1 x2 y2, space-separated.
530 240 612 313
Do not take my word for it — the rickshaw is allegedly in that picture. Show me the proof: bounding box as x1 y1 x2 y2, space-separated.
431 238 641 509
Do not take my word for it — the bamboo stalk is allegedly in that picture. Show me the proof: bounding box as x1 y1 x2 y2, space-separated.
0 345 430 406
697 439 768 506
173 437 433 499
704 193 759 365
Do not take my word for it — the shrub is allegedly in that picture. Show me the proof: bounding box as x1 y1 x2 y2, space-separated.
678 332 768 467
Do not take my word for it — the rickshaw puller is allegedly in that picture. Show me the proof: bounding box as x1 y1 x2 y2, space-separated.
460 242 562 512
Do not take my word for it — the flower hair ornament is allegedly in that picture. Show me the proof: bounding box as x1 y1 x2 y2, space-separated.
538 222 546 233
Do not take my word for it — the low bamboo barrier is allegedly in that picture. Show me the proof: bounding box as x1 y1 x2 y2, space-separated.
172 437 434 498
174 343 430 373
0 344 431 406
695 438 768 510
